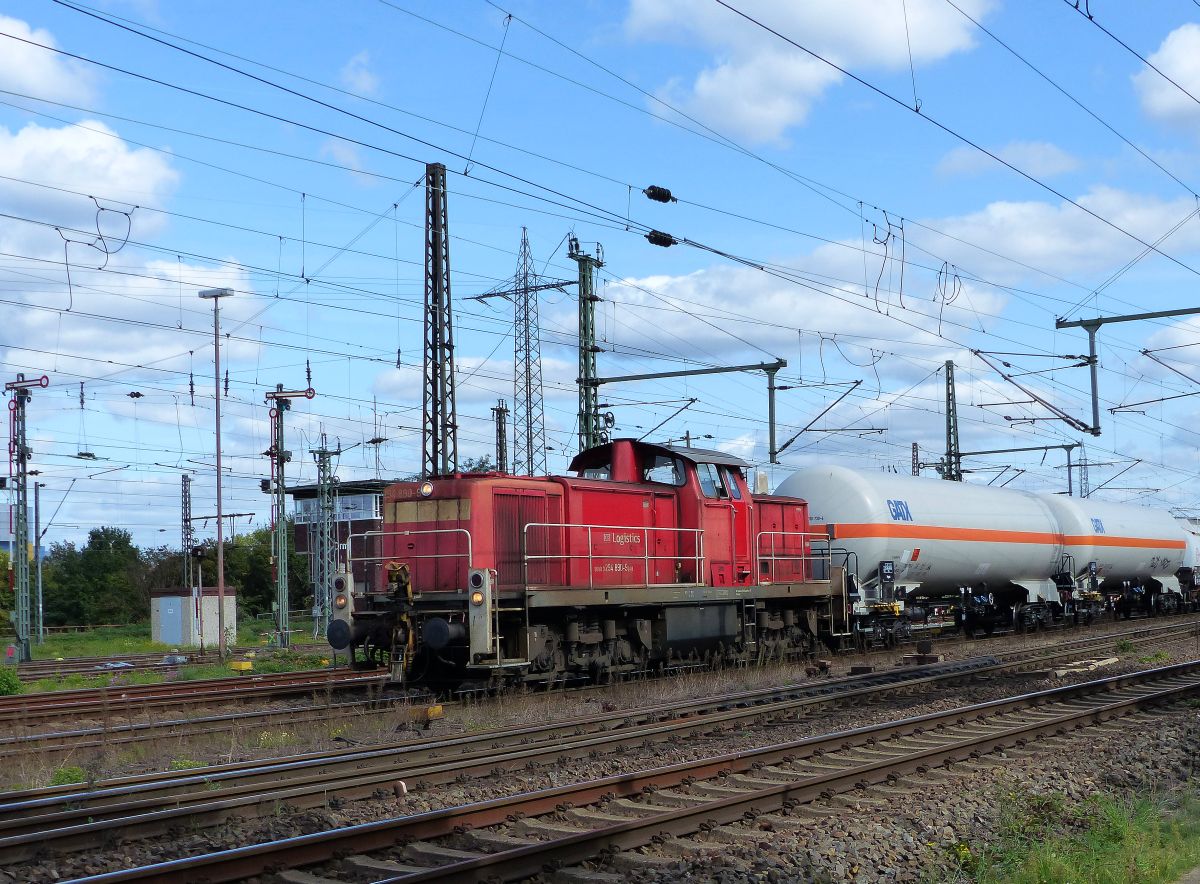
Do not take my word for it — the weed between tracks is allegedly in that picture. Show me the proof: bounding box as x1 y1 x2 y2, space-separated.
943 787 1200 884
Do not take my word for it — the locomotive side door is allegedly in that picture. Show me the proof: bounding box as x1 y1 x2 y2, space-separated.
696 462 753 586
651 492 679 584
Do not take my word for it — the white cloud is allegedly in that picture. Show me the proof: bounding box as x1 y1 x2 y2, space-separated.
938 141 1079 178
575 252 1005 371
320 138 365 172
626 0 991 144
4 259 256 382
0 15 94 102
339 51 380 97
1134 23 1200 131
0 120 179 260
911 186 1200 281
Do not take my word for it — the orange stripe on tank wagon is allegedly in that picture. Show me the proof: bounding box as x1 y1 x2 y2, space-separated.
831 523 1185 549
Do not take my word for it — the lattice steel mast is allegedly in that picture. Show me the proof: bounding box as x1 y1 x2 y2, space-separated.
569 235 604 454
6 373 46 663
942 360 962 481
310 434 342 638
265 384 314 647
422 162 458 478
181 474 194 592
492 399 510 474
513 228 547 475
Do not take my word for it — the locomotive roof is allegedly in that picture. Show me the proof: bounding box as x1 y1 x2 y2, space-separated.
568 439 749 472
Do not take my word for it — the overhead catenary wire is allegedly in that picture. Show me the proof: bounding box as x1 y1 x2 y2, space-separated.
2 1 1190 522
711 0 1200 282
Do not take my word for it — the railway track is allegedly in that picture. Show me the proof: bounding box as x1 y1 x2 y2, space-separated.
16 644 331 681
2 617 1194 867
50 658 1200 883
16 652 216 681
6 613 1194 760
0 668 386 727
0 694 414 759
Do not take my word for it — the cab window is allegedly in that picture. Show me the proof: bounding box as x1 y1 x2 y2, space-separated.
582 459 610 480
697 462 725 498
643 454 685 486
720 466 744 500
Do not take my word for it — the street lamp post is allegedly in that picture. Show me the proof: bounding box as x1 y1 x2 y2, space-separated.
198 287 234 657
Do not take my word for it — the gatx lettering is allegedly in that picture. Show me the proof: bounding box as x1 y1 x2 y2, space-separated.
887 499 913 522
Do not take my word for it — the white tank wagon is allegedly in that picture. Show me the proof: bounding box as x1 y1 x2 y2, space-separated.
775 465 1196 638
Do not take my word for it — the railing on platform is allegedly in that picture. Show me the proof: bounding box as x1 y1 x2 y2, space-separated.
347 528 474 587
755 530 830 584
523 522 706 588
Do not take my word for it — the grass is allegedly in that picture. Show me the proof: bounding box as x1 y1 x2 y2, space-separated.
19 669 178 693
48 766 86 786
953 789 1200 884
1115 638 1137 654
29 619 300 661
18 658 325 694
32 624 179 660
168 757 206 771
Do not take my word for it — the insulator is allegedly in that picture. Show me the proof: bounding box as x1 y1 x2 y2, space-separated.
643 185 676 203
645 230 677 248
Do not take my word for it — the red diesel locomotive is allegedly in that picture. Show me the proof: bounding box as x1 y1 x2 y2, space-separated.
327 439 847 686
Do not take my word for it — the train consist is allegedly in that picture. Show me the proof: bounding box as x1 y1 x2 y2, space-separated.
327 438 1200 686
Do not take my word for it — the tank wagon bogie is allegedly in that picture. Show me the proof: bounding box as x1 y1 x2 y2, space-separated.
329 440 844 687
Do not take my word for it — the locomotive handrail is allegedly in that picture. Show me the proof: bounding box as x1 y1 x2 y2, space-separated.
756 530 832 584
522 522 706 589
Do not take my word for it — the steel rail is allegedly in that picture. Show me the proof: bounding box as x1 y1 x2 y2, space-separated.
3 622 1194 861
6 610 1190 752
4 617 1190 807
61 660 1200 883
0 669 383 724
0 695 407 758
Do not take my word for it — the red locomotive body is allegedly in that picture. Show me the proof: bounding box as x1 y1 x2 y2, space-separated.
331 439 845 685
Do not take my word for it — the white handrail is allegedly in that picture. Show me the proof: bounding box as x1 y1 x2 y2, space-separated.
756 530 830 584
523 522 706 588
347 528 474 568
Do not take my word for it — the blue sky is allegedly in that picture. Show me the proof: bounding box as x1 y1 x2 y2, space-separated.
3 0 1200 549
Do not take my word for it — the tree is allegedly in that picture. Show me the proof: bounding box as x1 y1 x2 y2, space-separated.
461 454 494 473
219 521 308 617
42 528 145 626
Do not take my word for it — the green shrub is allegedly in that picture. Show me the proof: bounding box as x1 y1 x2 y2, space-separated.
256 730 294 750
1115 639 1136 653
49 766 86 786
168 758 206 771
0 667 19 696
